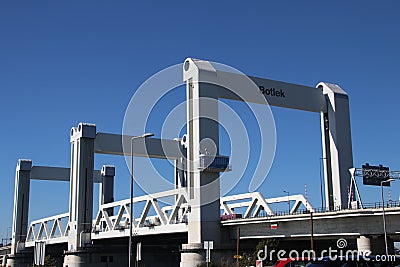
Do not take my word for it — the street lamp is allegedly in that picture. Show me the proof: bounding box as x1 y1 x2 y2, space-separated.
283 191 290 214
129 133 154 267
381 178 395 256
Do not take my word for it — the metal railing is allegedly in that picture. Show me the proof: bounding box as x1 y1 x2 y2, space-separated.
26 213 70 244
220 192 315 219
223 200 400 220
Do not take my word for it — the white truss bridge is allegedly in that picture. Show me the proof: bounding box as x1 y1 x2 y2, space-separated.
25 190 313 247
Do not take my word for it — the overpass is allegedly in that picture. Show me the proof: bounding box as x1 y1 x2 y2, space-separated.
4 58 398 267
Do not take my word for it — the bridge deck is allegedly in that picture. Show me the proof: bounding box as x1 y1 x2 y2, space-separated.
23 192 400 247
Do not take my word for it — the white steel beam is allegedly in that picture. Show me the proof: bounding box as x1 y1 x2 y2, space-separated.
94 132 182 159
216 71 327 113
30 166 104 183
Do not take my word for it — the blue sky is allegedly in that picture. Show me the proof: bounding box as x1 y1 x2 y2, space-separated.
1 1 400 239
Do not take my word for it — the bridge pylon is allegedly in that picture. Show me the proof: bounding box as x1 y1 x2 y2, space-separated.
6 160 32 267
63 123 96 267
180 58 225 266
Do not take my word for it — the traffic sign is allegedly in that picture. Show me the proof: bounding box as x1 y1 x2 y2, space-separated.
204 241 214 250
136 242 142 261
204 241 214 263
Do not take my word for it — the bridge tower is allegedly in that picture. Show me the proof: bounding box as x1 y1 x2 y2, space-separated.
6 159 32 267
180 59 223 266
180 58 354 266
63 123 96 267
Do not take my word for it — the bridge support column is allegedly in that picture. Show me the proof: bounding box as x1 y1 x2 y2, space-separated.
63 123 96 267
7 159 32 267
100 165 115 216
357 236 371 254
5 253 32 267
358 236 395 255
181 59 222 266
63 253 96 267
369 236 394 255
318 83 353 210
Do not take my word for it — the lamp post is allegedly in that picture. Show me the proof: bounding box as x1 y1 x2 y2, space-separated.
6 226 11 246
129 133 154 267
283 190 290 214
381 178 395 256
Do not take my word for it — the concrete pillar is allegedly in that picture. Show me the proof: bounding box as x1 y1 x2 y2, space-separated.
100 165 115 216
7 159 32 267
10 159 32 254
318 83 353 210
181 58 222 266
175 157 187 189
64 123 96 267
357 236 371 254
370 236 395 255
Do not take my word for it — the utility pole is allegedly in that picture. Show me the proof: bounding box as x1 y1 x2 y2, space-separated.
310 212 314 257
236 228 240 267
381 179 394 255
129 133 154 267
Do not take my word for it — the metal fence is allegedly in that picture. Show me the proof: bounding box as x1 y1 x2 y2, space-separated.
245 200 400 219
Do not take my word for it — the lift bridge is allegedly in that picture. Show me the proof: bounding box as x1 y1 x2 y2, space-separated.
3 58 400 267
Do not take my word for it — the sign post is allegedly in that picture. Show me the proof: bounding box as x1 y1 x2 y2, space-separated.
204 241 214 266
34 241 46 266
136 242 142 266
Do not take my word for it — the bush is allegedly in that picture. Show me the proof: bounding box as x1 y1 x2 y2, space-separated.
238 238 280 267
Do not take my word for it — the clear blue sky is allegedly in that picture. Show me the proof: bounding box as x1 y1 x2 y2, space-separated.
1 1 400 239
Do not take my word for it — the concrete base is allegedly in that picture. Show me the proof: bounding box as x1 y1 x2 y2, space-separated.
6 253 32 267
180 243 204 267
357 236 371 254
63 253 96 267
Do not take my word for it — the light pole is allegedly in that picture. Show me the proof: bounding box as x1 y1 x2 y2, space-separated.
283 190 290 214
381 178 395 256
319 157 326 209
6 226 11 245
129 133 154 267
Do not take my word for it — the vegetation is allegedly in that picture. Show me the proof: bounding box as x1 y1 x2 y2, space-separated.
30 255 57 267
197 238 279 267
238 238 279 267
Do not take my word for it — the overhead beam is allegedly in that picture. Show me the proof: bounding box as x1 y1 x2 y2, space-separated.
183 58 327 113
251 75 326 112
30 166 69 181
95 132 182 159
212 71 327 112
30 166 103 183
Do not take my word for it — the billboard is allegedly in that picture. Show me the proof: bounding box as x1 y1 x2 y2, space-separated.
362 164 390 186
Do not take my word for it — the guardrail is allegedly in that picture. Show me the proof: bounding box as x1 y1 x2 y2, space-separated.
220 192 315 219
224 200 400 220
